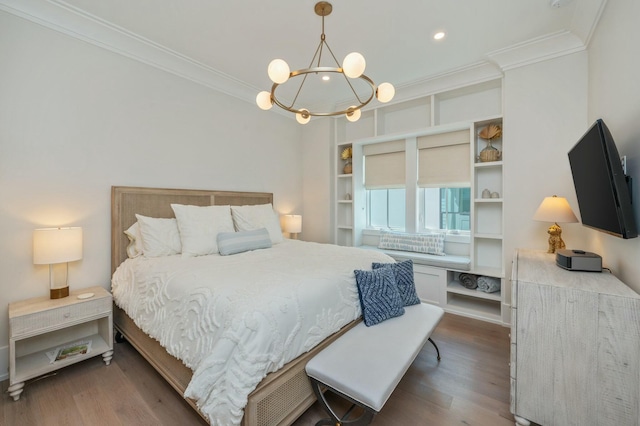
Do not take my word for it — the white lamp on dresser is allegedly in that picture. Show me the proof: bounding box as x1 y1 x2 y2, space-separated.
532 195 577 253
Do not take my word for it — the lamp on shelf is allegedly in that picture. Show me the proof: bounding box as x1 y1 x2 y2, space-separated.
256 1 394 124
283 215 302 240
33 227 83 299
533 196 578 253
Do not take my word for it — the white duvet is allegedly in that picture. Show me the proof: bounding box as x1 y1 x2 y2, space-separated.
111 240 393 425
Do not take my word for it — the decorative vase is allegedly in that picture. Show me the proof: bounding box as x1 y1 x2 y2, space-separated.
479 140 501 162
343 161 352 174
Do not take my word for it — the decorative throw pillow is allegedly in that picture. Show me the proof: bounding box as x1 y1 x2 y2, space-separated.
124 222 143 258
135 214 182 257
372 260 421 306
217 228 272 256
231 204 284 244
171 204 235 257
354 267 405 327
378 231 446 256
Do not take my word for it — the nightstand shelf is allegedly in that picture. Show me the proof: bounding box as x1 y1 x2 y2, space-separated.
8 286 113 401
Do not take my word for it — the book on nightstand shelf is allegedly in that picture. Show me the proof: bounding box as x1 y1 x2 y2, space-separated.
45 340 92 364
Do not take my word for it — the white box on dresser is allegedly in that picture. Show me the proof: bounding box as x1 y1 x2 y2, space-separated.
8 286 113 401
510 249 640 426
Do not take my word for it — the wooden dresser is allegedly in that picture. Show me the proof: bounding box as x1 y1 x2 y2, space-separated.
510 249 640 426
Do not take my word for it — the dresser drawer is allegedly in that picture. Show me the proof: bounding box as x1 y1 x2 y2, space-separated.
10 296 111 337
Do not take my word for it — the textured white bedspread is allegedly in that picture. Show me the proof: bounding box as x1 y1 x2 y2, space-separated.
111 240 393 425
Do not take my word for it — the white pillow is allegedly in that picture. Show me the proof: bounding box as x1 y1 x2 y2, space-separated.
231 204 284 244
171 204 235 257
135 214 182 257
124 222 143 258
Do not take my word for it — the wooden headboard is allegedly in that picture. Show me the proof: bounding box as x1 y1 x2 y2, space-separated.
111 186 273 274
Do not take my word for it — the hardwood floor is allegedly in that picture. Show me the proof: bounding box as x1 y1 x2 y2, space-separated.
1 313 515 426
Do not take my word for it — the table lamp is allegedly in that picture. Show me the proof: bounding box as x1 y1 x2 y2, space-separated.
33 227 83 299
283 215 302 239
533 196 578 253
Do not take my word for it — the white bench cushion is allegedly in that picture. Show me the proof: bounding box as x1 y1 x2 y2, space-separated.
305 303 444 412
360 245 471 270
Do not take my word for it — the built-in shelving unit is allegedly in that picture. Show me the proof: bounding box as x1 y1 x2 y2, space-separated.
331 78 508 324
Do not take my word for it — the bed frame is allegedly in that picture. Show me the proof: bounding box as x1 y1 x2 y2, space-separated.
111 186 356 426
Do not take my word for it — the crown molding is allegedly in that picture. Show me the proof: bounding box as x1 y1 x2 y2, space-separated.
487 30 586 71
570 0 607 47
1 0 603 119
0 0 262 104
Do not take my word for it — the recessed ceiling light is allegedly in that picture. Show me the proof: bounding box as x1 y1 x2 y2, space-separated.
322 75 330 81
434 31 446 40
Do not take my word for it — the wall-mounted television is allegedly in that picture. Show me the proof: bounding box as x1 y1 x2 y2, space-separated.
568 119 637 239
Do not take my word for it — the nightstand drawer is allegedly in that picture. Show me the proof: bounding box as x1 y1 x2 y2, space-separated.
10 296 111 337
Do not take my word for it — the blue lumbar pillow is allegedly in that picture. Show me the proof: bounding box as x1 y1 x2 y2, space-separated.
372 259 421 306
354 267 405 327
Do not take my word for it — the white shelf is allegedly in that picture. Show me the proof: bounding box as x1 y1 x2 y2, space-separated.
474 160 503 168
337 174 352 179
471 266 504 278
14 333 110 382
474 198 503 203
337 225 353 230
446 293 502 323
337 200 353 204
447 280 501 302
474 233 503 239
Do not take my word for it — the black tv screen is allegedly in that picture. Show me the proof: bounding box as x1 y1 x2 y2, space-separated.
568 119 637 239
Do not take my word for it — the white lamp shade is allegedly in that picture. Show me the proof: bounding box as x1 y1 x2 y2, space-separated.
268 59 290 84
346 106 361 122
283 215 302 234
33 227 83 265
533 196 578 223
296 109 311 124
376 82 395 103
342 52 366 79
256 91 273 110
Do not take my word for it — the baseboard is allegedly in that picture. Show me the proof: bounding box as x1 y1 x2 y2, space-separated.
0 345 8 381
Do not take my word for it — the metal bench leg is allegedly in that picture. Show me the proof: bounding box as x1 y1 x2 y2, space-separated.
428 337 441 361
309 377 376 426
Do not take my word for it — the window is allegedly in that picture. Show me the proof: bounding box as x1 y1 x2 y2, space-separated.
420 187 470 232
362 129 471 236
367 189 406 230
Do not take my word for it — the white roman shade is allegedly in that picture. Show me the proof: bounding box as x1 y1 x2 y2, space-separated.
363 140 405 189
418 130 470 188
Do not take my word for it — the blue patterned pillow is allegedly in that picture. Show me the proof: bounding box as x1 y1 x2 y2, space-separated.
354 267 405 326
372 260 421 306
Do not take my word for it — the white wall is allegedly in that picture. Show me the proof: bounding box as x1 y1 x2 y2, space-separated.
503 51 589 295
0 11 301 379
301 119 333 243
584 0 640 291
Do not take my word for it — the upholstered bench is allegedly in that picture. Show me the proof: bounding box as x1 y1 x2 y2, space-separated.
305 302 445 425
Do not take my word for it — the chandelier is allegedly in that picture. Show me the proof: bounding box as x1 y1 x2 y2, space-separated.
256 1 395 124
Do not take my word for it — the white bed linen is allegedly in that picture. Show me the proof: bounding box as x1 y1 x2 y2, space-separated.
111 239 393 425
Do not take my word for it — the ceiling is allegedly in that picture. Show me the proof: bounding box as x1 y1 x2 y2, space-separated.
3 0 607 115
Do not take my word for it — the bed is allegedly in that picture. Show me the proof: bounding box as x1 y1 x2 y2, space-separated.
110 186 394 426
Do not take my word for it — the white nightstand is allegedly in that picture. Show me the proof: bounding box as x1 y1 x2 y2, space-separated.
8 286 114 401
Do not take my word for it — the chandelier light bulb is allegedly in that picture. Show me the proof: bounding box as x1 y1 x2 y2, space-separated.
256 91 273 110
268 59 291 84
345 106 361 122
376 82 395 103
342 52 366 78
296 109 311 124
